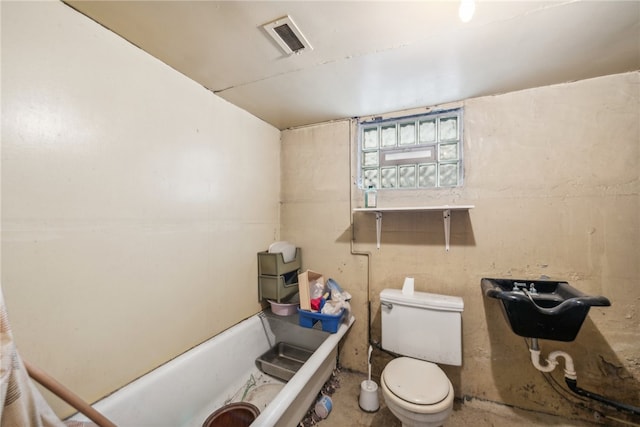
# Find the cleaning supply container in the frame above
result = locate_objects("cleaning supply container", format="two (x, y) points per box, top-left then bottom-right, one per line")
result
(257, 247), (302, 302)
(297, 308), (345, 333)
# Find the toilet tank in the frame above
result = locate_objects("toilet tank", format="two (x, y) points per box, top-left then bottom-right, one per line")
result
(380, 289), (464, 366)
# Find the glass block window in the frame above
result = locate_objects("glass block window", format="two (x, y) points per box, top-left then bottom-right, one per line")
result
(359, 109), (463, 189)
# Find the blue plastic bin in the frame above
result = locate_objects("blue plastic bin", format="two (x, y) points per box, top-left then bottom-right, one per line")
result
(297, 308), (345, 333)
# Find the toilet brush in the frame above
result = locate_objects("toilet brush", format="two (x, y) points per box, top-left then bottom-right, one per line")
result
(358, 345), (379, 412)
(367, 345), (373, 383)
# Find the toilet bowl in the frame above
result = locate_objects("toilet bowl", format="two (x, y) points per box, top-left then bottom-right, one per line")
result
(202, 402), (260, 427)
(381, 357), (454, 427)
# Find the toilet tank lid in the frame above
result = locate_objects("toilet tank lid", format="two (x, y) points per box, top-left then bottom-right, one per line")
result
(380, 289), (464, 312)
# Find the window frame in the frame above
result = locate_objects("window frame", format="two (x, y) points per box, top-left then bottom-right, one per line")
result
(358, 108), (464, 190)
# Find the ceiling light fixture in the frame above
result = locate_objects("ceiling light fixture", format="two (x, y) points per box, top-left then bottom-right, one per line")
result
(262, 15), (312, 55)
(459, 0), (476, 23)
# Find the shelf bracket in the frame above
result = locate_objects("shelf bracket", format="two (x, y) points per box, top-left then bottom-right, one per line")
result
(443, 209), (451, 252)
(375, 211), (382, 249)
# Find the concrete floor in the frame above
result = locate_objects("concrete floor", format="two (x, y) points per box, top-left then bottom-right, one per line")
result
(316, 369), (603, 427)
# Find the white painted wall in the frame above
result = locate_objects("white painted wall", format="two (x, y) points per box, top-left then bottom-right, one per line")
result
(1, 1), (280, 416)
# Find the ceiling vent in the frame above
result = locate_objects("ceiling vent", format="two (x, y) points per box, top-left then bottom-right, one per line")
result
(262, 15), (312, 55)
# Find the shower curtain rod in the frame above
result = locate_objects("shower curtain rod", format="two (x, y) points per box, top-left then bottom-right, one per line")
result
(24, 359), (117, 427)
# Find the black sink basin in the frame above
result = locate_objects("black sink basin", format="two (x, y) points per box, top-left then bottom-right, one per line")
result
(481, 278), (611, 341)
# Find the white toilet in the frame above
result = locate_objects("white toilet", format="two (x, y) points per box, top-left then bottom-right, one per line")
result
(379, 288), (464, 427)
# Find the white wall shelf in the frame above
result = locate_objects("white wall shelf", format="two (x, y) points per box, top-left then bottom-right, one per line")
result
(352, 205), (474, 251)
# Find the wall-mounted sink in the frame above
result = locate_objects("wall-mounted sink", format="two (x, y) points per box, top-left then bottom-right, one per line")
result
(481, 278), (611, 341)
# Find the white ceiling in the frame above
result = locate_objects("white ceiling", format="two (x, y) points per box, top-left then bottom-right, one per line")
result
(65, 1), (640, 130)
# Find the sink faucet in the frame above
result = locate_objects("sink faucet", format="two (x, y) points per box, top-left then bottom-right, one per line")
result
(513, 281), (527, 291)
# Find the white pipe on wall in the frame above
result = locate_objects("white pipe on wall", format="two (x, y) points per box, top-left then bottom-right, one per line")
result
(529, 348), (577, 380)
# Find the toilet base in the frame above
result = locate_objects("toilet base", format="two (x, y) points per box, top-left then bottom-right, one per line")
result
(383, 395), (451, 427)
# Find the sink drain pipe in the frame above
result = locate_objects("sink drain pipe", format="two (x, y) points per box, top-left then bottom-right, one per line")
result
(528, 338), (640, 416)
(528, 338), (576, 379)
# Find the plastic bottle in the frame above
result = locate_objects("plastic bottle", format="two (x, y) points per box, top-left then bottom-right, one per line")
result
(365, 185), (377, 208)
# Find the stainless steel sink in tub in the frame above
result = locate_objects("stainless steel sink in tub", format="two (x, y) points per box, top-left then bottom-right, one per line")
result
(481, 278), (610, 341)
(256, 342), (314, 382)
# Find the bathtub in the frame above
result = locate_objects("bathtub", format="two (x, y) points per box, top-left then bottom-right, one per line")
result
(68, 310), (354, 427)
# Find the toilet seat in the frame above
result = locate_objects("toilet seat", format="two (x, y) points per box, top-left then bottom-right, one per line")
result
(381, 357), (453, 414)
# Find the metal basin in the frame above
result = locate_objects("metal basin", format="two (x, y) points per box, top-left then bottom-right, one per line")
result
(481, 278), (610, 341)
(256, 342), (314, 381)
